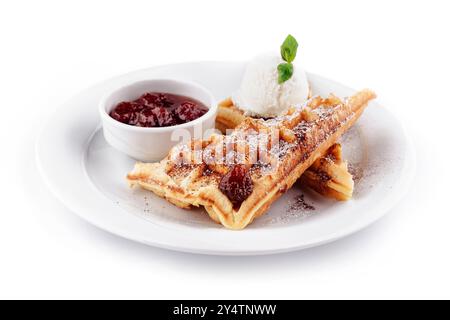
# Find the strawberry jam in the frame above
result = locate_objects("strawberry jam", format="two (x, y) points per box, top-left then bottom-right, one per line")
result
(219, 165), (254, 208)
(110, 92), (208, 127)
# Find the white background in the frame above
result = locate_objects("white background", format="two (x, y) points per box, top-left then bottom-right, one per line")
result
(1, 0), (449, 299)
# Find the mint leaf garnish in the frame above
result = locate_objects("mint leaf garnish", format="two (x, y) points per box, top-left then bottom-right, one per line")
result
(278, 35), (298, 84)
(280, 34), (298, 63)
(277, 62), (294, 84)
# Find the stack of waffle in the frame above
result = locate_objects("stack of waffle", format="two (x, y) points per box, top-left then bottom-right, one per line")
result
(127, 90), (375, 229)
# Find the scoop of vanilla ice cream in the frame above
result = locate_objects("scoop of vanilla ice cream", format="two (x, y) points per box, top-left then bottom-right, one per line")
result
(232, 53), (310, 118)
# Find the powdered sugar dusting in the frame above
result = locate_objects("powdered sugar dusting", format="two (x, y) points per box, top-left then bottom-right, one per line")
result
(262, 192), (317, 226)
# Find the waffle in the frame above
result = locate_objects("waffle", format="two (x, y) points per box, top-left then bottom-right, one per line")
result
(300, 143), (354, 201)
(127, 90), (376, 229)
(215, 97), (248, 133)
(216, 98), (354, 201)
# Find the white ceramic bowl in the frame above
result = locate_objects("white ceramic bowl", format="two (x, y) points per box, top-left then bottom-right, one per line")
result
(99, 79), (217, 161)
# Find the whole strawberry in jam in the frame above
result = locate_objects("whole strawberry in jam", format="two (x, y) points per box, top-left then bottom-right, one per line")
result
(135, 93), (159, 106)
(152, 107), (176, 127)
(136, 109), (157, 127)
(110, 101), (138, 124)
(219, 165), (254, 208)
(175, 101), (208, 123)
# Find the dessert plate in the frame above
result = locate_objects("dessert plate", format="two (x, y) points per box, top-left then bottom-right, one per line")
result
(36, 62), (415, 255)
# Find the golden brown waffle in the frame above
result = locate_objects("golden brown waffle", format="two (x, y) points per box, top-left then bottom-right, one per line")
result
(216, 97), (354, 200)
(215, 98), (247, 133)
(127, 90), (376, 229)
(300, 143), (354, 201)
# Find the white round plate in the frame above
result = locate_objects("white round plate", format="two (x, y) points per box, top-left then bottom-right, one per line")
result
(36, 62), (415, 255)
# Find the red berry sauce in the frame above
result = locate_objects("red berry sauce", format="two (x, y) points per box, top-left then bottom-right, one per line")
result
(110, 92), (208, 127)
(219, 165), (254, 208)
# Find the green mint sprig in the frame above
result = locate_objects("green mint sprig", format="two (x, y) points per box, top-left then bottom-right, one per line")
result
(278, 34), (298, 84)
